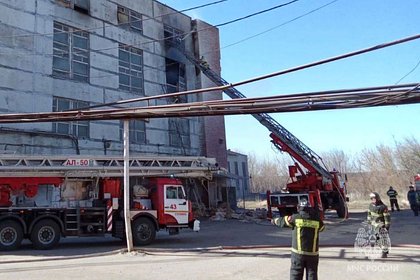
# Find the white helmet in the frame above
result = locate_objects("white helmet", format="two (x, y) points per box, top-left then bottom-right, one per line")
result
(298, 199), (310, 209)
(369, 192), (380, 200)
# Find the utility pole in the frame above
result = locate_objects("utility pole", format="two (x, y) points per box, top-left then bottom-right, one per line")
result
(123, 120), (134, 252)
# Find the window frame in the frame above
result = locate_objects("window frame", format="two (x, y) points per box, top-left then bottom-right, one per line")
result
(53, 22), (89, 82)
(169, 118), (190, 148)
(119, 119), (146, 144)
(164, 25), (183, 48)
(165, 186), (185, 200)
(52, 96), (90, 138)
(119, 44), (144, 94)
(117, 6), (143, 33)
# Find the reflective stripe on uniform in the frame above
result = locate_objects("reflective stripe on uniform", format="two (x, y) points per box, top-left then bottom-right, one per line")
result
(383, 212), (391, 226)
(313, 229), (318, 252)
(369, 212), (383, 217)
(295, 219), (320, 229)
(387, 190), (397, 198)
(297, 227), (301, 251)
(284, 216), (292, 227)
(291, 248), (319, 256)
(371, 221), (385, 227)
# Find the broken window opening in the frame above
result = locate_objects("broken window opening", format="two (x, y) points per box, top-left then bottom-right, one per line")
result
(52, 96), (89, 138)
(164, 58), (190, 150)
(164, 25), (184, 49)
(117, 6), (143, 33)
(57, 0), (90, 15)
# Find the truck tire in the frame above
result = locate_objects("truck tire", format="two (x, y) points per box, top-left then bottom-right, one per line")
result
(0, 220), (23, 251)
(336, 197), (347, 218)
(30, 219), (61, 250)
(132, 217), (156, 246)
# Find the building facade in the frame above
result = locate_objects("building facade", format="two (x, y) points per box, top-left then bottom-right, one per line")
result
(227, 150), (250, 206)
(0, 0), (227, 169)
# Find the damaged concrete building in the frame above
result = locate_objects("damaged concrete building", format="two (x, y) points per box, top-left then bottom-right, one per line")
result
(0, 0), (229, 209)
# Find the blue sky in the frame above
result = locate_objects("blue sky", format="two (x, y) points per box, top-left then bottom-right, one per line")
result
(161, 0), (420, 158)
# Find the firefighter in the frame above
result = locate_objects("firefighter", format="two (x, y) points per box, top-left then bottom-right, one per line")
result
(272, 199), (324, 280)
(199, 56), (210, 69)
(367, 192), (391, 258)
(386, 186), (400, 212)
(407, 185), (419, 216)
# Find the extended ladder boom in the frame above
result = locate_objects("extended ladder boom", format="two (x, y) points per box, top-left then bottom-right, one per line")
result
(0, 155), (218, 179)
(172, 42), (331, 179)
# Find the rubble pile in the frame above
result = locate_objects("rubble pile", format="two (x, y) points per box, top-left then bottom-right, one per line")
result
(192, 202), (207, 218)
(231, 208), (268, 222)
(208, 205), (268, 223)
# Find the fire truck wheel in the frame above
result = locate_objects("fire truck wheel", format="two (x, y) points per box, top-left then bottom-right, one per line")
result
(30, 219), (61, 250)
(0, 220), (23, 251)
(132, 217), (156, 246)
(337, 197), (346, 218)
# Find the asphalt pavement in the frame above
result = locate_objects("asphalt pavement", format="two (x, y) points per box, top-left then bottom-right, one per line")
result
(0, 209), (419, 279)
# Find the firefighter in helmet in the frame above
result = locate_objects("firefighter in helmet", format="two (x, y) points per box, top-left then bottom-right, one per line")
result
(386, 186), (400, 212)
(367, 192), (391, 258)
(272, 199), (324, 280)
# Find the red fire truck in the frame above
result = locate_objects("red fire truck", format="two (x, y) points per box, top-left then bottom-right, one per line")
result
(0, 155), (216, 250)
(169, 43), (349, 219)
(415, 174), (420, 191)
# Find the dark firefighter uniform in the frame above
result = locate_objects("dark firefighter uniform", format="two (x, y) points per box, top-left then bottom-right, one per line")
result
(407, 186), (419, 216)
(386, 187), (400, 212)
(273, 205), (324, 280)
(367, 192), (391, 257)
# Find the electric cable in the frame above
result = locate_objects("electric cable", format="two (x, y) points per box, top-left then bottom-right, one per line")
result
(214, 0), (299, 27)
(0, 83), (418, 123)
(0, 0), (334, 88)
(214, 0), (338, 52)
(77, 33), (420, 110)
(0, 0), (300, 57)
(0, 0), (228, 39)
(395, 57), (420, 85)
(69, 0), (335, 82)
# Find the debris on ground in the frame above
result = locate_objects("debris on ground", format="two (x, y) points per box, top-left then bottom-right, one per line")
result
(208, 205), (268, 223)
(192, 202), (207, 218)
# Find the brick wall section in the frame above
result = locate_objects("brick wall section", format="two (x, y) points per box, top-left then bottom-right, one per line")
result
(193, 20), (228, 168)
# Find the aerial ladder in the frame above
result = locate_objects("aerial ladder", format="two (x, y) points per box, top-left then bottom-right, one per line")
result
(0, 155), (218, 179)
(167, 39), (348, 218)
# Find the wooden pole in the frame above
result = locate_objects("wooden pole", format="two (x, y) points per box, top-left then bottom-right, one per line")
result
(123, 120), (134, 252)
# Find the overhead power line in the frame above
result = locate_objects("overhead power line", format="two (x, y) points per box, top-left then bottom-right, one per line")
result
(0, 0), (299, 57)
(76, 0), (337, 82)
(81, 33), (420, 110)
(215, 0), (299, 27)
(0, 83), (418, 123)
(87, 0), (337, 82)
(217, 0), (339, 51)
(0, 0), (309, 86)
(0, 0), (228, 39)
(395, 58), (420, 85)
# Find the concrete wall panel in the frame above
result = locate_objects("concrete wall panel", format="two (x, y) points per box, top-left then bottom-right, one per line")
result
(0, 3), (35, 31)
